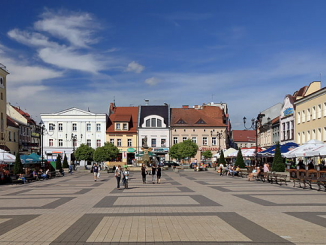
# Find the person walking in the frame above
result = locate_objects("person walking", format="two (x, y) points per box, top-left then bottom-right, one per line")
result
(115, 165), (122, 189)
(122, 167), (130, 189)
(92, 163), (99, 181)
(141, 164), (147, 184)
(152, 164), (157, 184)
(157, 165), (162, 184)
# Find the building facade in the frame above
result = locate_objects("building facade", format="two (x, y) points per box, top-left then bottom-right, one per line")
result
(40, 108), (107, 165)
(232, 130), (256, 149)
(295, 86), (326, 144)
(138, 104), (170, 163)
(280, 95), (295, 144)
(106, 103), (138, 164)
(0, 64), (8, 152)
(170, 105), (227, 162)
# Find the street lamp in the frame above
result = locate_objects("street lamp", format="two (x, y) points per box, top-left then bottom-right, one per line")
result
(210, 130), (224, 151)
(243, 113), (265, 166)
(39, 121), (45, 166)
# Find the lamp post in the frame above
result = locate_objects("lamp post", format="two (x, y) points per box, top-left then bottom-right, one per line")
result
(243, 113), (265, 166)
(211, 130), (224, 169)
(39, 122), (45, 167)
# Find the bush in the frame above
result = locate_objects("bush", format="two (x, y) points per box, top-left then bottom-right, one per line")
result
(234, 148), (245, 168)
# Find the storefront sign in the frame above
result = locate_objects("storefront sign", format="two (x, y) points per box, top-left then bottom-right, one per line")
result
(199, 147), (219, 151)
(283, 108), (293, 117)
(127, 148), (135, 153)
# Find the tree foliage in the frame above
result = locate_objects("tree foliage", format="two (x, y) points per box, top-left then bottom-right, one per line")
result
(93, 143), (119, 163)
(234, 148), (245, 168)
(272, 142), (285, 172)
(218, 150), (226, 165)
(13, 152), (23, 175)
(202, 150), (212, 160)
(56, 154), (62, 170)
(62, 154), (69, 168)
(74, 144), (95, 162)
(169, 139), (198, 161)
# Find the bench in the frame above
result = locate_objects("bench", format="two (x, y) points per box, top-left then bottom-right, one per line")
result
(10, 175), (24, 184)
(238, 169), (249, 178)
(317, 171), (326, 191)
(25, 175), (39, 182)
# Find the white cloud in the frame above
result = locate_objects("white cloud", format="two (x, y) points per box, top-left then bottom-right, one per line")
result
(144, 77), (160, 86)
(38, 47), (104, 73)
(126, 61), (145, 73)
(34, 10), (99, 48)
(8, 29), (59, 48)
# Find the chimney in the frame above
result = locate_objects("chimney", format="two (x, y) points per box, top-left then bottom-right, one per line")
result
(144, 99), (149, 105)
(109, 102), (115, 115)
(182, 105), (189, 109)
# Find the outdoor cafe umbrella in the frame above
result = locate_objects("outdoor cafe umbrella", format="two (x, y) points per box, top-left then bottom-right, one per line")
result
(283, 139), (324, 158)
(259, 142), (299, 156)
(20, 155), (36, 164)
(0, 149), (16, 163)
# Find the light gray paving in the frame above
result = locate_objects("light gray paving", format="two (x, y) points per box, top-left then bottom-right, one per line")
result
(0, 169), (325, 244)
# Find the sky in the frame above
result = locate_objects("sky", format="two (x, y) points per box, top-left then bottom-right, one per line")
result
(1, 0), (326, 129)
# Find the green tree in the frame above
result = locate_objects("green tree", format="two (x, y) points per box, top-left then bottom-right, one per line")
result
(202, 150), (212, 161)
(272, 142), (285, 172)
(169, 140), (198, 162)
(13, 152), (23, 175)
(218, 150), (226, 166)
(74, 144), (95, 164)
(234, 148), (245, 168)
(56, 154), (62, 170)
(103, 142), (120, 161)
(62, 154), (69, 168)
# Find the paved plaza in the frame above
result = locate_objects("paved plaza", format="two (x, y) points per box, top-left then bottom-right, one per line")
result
(0, 169), (326, 245)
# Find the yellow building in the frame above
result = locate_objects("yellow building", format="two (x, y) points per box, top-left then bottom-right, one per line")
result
(295, 81), (326, 144)
(106, 103), (138, 164)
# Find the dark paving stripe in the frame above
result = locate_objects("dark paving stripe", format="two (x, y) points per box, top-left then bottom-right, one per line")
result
(177, 187), (194, 192)
(0, 197), (75, 209)
(94, 195), (220, 208)
(286, 212), (326, 228)
(0, 215), (40, 236)
(51, 212), (293, 244)
(235, 194), (326, 206)
(195, 181), (210, 185)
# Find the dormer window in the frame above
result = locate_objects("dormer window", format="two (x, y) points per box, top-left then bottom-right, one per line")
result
(116, 123), (121, 130)
(176, 119), (186, 124)
(143, 115), (166, 128)
(196, 119), (206, 124)
(123, 123), (128, 130)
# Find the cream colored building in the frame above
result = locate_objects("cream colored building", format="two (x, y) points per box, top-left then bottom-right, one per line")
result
(0, 64), (9, 153)
(295, 82), (326, 144)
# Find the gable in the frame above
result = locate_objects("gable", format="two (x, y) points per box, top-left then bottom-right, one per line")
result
(176, 118), (187, 124)
(55, 107), (96, 116)
(195, 118), (206, 124)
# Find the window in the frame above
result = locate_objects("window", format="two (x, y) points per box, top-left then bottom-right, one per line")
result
(324, 103), (326, 117)
(203, 137), (208, 146)
(87, 123), (91, 131)
(151, 138), (156, 147)
(117, 139), (121, 147)
(0, 77), (2, 85)
(9, 131), (11, 141)
(297, 112), (301, 124)
(146, 119), (150, 127)
(312, 106), (316, 120)
(192, 137), (197, 143)
(14, 132), (16, 142)
(128, 139), (132, 147)
(302, 111), (305, 123)
(97, 140), (101, 147)
(286, 122), (290, 140)
(318, 128), (322, 141)
(307, 109), (311, 121)
(324, 127), (326, 141)
(302, 131), (305, 143)
(49, 123), (55, 131)
(183, 137), (188, 141)
(173, 137), (178, 144)
(49, 139), (53, 146)
(123, 123), (128, 130)
(96, 123), (101, 131)
(212, 137), (217, 146)
(307, 130), (311, 141)
(87, 139), (91, 147)
(110, 139), (114, 145)
(59, 139), (63, 147)
(72, 123), (77, 131)
(58, 123), (63, 131)
(312, 129), (316, 140)
(151, 118), (156, 127)
(157, 119), (162, 127)
(161, 139), (166, 147)
(116, 123), (121, 130)
(291, 120), (294, 139)
(297, 133), (301, 144)
(318, 104), (322, 118)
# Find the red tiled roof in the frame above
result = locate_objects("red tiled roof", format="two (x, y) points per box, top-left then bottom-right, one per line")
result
(271, 116), (279, 124)
(232, 130), (256, 143)
(170, 106), (226, 127)
(106, 107), (138, 133)
(7, 116), (19, 128)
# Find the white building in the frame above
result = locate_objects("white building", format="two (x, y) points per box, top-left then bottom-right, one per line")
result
(40, 108), (107, 166)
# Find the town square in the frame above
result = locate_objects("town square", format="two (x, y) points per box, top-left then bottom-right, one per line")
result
(2, 0), (326, 244)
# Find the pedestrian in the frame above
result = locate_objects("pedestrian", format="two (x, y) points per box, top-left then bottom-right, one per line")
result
(141, 163), (146, 184)
(92, 163), (99, 181)
(115, 165), (122, 189)
(152, 164), (156, 184)
(157, 164), (162, 184)
(122, 167), (130, 189)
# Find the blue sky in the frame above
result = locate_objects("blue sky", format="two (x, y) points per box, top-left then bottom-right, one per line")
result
(1, 0), (326, 129)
